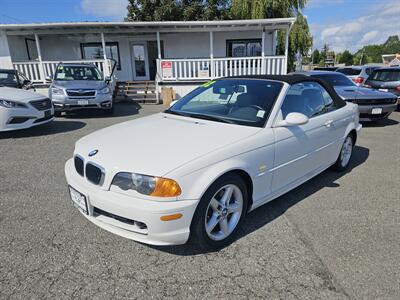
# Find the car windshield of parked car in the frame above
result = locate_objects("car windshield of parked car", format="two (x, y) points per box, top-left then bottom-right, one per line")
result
(166, 79), (283, 127)
(54, 65), (103, 81)
(337, 68), (361, 76)
(313, 74), (355, 87)
(369, 70), (400, 82)
(0, 72), (17, 85)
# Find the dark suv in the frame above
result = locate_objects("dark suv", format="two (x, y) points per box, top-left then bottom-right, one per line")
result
(365, 67), (400, 109)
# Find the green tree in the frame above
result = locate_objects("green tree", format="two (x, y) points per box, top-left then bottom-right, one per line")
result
(230, 0), (307, 19)
(312, 49), (320, 64)
(339, 50), (353, 66)
(125, 0), (230, 21)
(276, 13), (312, 71)
(230, 0), (311, 72)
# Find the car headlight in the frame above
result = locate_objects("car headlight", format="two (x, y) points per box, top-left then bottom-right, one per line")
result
(0, 99), (27, 108)
(111, 172), (182, 197)
(99, 87), (110, 94)
(51, 87), (64, 95)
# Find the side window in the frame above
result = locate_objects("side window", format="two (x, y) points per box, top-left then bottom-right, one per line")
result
(281, 82), (335, 119)
(321, 88), (336, 113)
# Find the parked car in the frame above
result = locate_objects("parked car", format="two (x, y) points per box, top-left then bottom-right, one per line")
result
(336, 65), (380, 86)
(48, 63), (114, 117)
(364, 67), (400, 108)
(0, 69), (35, 90)
(65, 75), (361, 249)
(313, 67), (338, 71)
(294, 71), (398, 121)
(0, 86), (54, 132)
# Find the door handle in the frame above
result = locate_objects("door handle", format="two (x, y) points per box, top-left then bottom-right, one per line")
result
(324, 120), (334, 128)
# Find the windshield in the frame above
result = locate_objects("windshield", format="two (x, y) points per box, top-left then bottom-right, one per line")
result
(369, 70), (400, 82)
(54, 65), (103, 81)
(0, 72), (17, 85)
(337, 68), (361, 76)
(313, 74), (355, 87)
(166, 79), (283, 127)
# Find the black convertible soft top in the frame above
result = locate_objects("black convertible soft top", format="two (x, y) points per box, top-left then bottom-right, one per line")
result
(224, 74), (347, 108)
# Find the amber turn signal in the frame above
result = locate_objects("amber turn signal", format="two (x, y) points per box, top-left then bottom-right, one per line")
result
(160, 213), (183, 221)
(150, 177), (182, 197)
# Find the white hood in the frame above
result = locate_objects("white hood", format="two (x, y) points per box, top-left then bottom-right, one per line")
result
(0, 86), (46, 103)
(75, 113), (261, 176)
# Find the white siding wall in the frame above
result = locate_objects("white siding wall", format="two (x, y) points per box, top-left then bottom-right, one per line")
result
(163, 30), (274, 59)
(0, 32), (13, 69)
(6, 30), (274, 81)
(6, 35), (28, 62)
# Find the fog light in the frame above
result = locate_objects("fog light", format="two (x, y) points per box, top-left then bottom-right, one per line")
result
(160, 213), (182, 221)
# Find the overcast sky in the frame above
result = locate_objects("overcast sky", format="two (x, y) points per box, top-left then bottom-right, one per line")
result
(0, 0), (399, 53)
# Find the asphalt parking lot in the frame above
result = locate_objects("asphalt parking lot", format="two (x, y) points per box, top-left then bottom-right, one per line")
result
(0, 104), (399, 299)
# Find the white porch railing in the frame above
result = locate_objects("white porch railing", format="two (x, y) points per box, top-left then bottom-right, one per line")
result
(157, 56), (286, 82)
(13, 59), (113, 83)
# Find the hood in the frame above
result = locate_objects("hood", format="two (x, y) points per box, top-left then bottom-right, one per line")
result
(75, 113), (261, 176)
(334, 86), (397, 100)
(53, 80), (107, 90)
(0, 86), (46, 103)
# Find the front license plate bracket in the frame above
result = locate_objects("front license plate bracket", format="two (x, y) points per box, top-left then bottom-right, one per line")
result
(68, 186), (88, 215)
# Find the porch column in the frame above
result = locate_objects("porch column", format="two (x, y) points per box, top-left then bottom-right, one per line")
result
(272, 30), (277, 55)
(156, 31), (162, 59)
(284, 27), (290, 75)
(156, 31), (161, 104)
(209, 31), (214, 79)
(34, 33), (46, 83)
(261, 29), (266, 74)
(100, 32), (109, 77)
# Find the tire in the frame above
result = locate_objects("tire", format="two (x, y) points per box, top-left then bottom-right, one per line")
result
(189, 173), (248, 251)
(332, 134), (354, 171)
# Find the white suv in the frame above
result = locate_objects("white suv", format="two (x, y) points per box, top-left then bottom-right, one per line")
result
(336, 65), (380, 86)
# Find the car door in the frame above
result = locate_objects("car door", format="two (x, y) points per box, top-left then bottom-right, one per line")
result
(271, 81), (342, 193)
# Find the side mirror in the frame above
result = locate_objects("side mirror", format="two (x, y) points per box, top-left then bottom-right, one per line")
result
(169, 100), (178, 107)
(45, 76), (52, 82)
(277, 112), (309, 127)
(104, 76), (111, 83)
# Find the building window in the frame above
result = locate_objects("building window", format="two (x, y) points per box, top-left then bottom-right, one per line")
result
(226, 39), (262, 57)
(80, 42), (121, 70)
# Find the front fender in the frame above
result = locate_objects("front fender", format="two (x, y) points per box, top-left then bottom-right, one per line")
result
(344, 103), (362, 140)
(176, 158), (254, 201)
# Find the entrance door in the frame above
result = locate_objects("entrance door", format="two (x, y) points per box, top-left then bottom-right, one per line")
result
(131, 43), (149, 80)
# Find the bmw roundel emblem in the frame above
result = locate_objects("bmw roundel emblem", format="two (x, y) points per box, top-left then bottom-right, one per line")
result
(88, 150), (98, 157)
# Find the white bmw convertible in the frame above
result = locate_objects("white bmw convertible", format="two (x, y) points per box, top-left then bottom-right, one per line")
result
(0, 86), (54, 132)
(65, 75), (361, 249)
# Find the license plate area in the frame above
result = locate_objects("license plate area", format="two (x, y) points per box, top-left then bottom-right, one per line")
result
(78, 100), (89, 105)
(371, 108), (382, 114)
(69, 185), (88, 215)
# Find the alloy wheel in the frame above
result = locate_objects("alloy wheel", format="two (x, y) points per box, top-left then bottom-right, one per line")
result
(204, 184), (243, 241)
(340, 136), (353, 167)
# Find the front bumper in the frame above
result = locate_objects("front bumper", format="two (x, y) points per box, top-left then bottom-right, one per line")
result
(52, 93), (112, 112)
(0, 106), (54, 132)
(64, 159), (198, 246)
(357, 103), (397, 121)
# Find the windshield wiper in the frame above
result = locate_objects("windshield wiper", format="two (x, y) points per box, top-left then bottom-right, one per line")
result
(186, 113), (235, 124)
(163, 110), (188, 117)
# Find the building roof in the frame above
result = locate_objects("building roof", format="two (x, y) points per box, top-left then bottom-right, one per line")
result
(0, 18), (295, 35)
